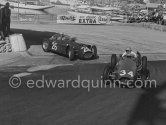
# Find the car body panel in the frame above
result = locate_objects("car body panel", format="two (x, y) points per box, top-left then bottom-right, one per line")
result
(116, 57), (137, 79)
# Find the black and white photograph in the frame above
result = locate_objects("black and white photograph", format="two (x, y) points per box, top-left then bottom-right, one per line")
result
(0, 0), (166, 125)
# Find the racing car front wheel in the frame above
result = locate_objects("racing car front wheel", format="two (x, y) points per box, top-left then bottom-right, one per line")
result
(92, 45), (97, 59)
(111, 54), (117, 69)
(42, 39), (50, 52)
(142, 56), (147, 71)
(103, 64), (113, 85)
(141, 69), (152, 89)
(67, 46), (75, 61)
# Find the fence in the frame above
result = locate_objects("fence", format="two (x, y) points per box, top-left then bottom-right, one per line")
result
(11, 13), (57, 24)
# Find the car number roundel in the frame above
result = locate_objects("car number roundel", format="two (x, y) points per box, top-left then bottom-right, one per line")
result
(52, 43), (57, 51)
(81, 47), (91, 52)
(120, 70), (134, 77)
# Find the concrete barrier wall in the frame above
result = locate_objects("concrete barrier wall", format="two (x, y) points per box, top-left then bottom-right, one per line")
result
(11, 13), (166, 32)
(9, 34), (27, 52)
(11, 13), (57, 24)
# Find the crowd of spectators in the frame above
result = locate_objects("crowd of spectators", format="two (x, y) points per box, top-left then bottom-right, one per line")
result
(126, 6), (166, 25)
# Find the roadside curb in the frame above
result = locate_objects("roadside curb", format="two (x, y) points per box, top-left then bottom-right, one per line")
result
(115, 22), (166, 32)
(0, 51), (32, 66)
(0, 52), (22, 66)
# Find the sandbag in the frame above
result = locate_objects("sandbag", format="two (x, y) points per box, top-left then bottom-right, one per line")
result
(0, 42), (12, 53)
(9, 34), (27, 52)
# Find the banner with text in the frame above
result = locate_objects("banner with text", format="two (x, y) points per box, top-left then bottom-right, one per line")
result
(57, 14), (110, 24)
(19, 14), (36, 22)
(57, 15), (77, 24)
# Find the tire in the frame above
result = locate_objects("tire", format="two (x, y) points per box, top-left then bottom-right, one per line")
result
(103, 64), (113, 85)
(142, 56), (147, 71)
(137, 51), (141, 58)
(111, 54), (117, 69)
(119, 54), (122, 61)
(142, 69), (150, 80)
(67, 46), (75, 61)
(92, 45), (97, 59)
(136, 51), (141, 67)
(141, 69), (152, 89)
(42, 39), (50, 52)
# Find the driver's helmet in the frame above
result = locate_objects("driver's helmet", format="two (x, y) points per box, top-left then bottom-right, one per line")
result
(57, 36), (62, 41)
(70, 37), (76, 42)
(125, 47), (132, 54)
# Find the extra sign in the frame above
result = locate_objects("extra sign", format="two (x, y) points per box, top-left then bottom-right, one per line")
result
(57, 14), (110, 25)
(78, 15), (97, 24)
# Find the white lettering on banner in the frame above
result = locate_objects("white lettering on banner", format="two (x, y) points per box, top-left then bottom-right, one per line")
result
(57, 14), (110, 24)
(19, 17), (33, 22)
(98, 16), (108, 24)
(19, 14), (35, 22)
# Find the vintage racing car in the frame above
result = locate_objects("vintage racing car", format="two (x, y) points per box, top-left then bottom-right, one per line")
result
(103, 52), (150, 88)
(42, 33), (97, 61)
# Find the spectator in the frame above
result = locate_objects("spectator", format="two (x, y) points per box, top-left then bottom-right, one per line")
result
(0, 4), (5, 40)
(2, 2), (11, 37)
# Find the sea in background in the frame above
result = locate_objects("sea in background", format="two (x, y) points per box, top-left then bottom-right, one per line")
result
(11, 5), (70, 15)
(11, 5), (70, 23)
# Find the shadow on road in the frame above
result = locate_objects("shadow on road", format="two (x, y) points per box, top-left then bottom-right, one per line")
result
(11, 29), (55, 49)
(128, 81), (166, 125)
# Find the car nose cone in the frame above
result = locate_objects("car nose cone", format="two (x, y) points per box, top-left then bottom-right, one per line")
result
(84, 52), (93, 59)
(119, 77), (133, 85)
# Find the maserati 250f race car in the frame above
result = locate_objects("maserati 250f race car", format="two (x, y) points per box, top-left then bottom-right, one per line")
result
(42, 33), (97, 61)
(103, 52), (150, 88)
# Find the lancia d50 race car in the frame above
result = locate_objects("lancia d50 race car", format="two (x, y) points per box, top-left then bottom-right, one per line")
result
(103, 52), (150, 88)
(42, 33), (97, 61)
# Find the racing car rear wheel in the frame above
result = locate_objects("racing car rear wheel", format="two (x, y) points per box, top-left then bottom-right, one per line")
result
(142, 56), (147, 71)
(67, 46), (75, 61)
(111, 54), (117, 69)
(141, 69), (152, 88)
(42, 39), (50, 52)
(92, 45), (97, 59)
(103, 64), (113, 85)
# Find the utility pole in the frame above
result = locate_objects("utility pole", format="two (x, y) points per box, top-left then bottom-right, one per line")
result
(18, 0), (20, 22)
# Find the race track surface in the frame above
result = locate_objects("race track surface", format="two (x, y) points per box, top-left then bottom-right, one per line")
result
(11, 23), (166, 55)
(0, 24), (166, 125)
(1, 60), (166, 125)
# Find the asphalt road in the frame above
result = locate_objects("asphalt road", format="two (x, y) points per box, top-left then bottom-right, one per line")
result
(11, 23), (166, 55)
(0, 24), (166, 125)
(0, 60), (166, 125)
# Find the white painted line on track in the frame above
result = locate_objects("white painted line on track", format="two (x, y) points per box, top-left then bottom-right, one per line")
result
(27, 64), (73, 72)
(11, 64), (73, 79)
(13, 72), (32, 78)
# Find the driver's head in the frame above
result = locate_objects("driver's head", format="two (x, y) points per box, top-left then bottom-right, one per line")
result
(125, 47), (132, 54)
(57, 36), (61, 40)
(5, 2), (10, 8)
